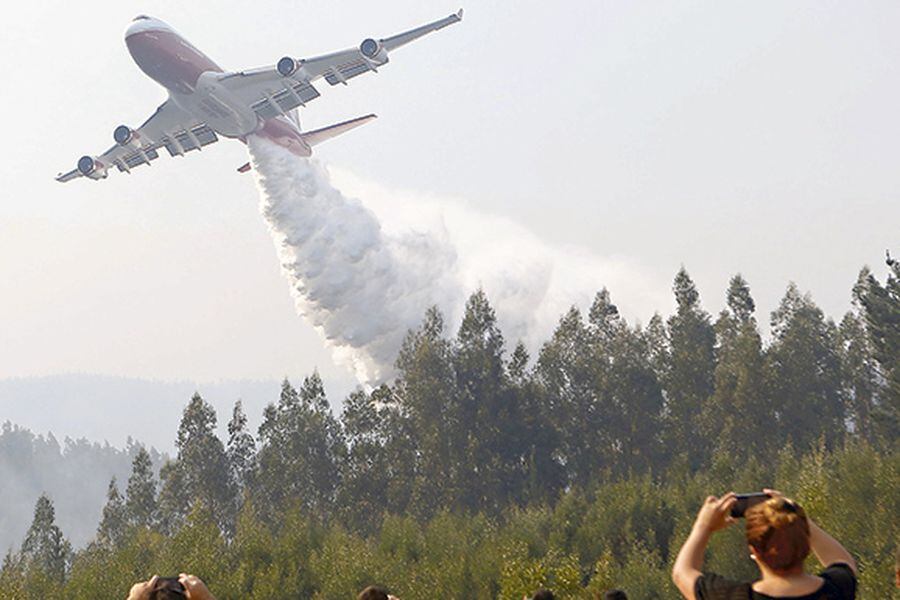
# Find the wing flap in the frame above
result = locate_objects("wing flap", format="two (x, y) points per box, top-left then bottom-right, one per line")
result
(323, 59), (373, 86)
(112, 124), (219, 171)
(249, 80), (321, 120)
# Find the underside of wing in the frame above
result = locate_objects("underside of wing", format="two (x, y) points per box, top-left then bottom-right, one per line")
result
(56, 99), (219, 182)
(219, 9), (463, 123)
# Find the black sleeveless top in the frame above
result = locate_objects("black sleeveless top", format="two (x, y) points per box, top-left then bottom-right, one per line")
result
(695, 563), (856, 600)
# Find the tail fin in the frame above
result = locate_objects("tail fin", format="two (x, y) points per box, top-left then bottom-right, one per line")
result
(300, 114), (377, 147)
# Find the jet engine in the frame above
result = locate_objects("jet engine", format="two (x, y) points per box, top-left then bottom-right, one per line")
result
(277, 56), (300, 77)
(359, 38), (388, 64)
(113, 125), (136, 146)
(77, 156), (108, 179)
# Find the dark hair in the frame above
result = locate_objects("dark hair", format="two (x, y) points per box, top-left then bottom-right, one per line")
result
(357, 585), (389, 600)
(148, 578), (187, 600)
(532, 590), (555, 600)
(745, 496), (810, 572)
(602, 590), (628, 600)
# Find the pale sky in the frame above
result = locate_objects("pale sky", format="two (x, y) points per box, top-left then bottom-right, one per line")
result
(1, 1), (898, 397)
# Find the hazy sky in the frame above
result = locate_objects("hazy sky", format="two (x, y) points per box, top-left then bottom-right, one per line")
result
(1, 1), (898, 396)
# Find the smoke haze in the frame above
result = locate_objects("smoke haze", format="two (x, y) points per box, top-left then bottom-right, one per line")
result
(250, 137), (663, 384)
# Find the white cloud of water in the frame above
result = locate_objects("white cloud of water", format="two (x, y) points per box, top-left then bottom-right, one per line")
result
(250, 136), (666, 384)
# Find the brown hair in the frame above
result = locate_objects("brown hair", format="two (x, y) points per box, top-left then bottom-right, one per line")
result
(357, 586), (389, 600)
(745, 496), (810, 572)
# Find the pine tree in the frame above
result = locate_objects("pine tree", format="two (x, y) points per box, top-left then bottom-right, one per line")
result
(508, 341), (530, 383)
(298, 372), (345, 506)
(453, 289), (526, 512)
(605, 323), (665, 473)
(536, 306), (602, 487)
(159, 393), (234, 533)
(20, 494), (71, 583)
(663, 268), (716, 468)
(585, 288), (629, 469)
(339, 386), (397, 531)
(394, 306), (461, 515)
(96, 477), (127, 547)
(707, 275), (770, 461)
(125, 447), (158, 529)
(506, 340), (566, 503)
(856, 261), (900, 446)
(838, 309), (879, 442)
(227, 400), (257, 495)
(768, 283), (845, 450)
(255, 376), (345, 518)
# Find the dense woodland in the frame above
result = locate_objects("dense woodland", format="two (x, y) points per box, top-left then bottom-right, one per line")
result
(1, 264), (897, 599)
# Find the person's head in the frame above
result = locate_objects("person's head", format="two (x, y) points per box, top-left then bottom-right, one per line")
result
(602, 590), (628, 600)
(529, 590), (555, 600)
(745, 496), (810, 573)
(357, 585), (389, 600)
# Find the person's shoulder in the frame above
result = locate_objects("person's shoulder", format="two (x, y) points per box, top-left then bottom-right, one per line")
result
(695, 572), (752, 600)
(819, 563), (856, 598)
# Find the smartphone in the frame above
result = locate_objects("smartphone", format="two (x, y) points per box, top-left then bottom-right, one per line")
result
(730, 492), (770, 518)
(151, 577), (186, 597)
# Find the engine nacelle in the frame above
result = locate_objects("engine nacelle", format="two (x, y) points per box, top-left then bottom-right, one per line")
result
(359, 38), (388, 65)
(77, 155), (108, 179)
(277, 56), (300, 77)
(113, 125), (136, 146)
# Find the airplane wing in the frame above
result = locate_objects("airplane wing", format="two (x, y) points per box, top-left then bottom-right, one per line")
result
(217, 9), (463, 122)
(56, 99), (219, 182)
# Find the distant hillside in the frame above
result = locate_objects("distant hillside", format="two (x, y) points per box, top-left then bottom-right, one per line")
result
(0, 375), (300, 451)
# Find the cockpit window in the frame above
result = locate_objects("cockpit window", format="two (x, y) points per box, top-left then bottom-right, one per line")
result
(133, 15), (150, 21)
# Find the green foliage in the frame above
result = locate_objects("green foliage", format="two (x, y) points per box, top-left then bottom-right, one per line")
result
(663, 268), (716, 469)
(769, 283), (846, 451)
(255, 376), (345, 521)
(125, 447), (158, 529)
(159, 394), (234, 533)
(3, 266), (897, 599)
(19, 495), (71, 584)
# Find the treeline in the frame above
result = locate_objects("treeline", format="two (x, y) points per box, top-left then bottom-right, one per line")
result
(1, 264), (897, 599)
(0, 424), (161, 553)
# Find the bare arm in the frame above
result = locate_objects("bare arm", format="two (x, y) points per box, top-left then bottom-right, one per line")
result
(808, 520), (857, 575)
(673, 523), (711, 600)
(672, 494), (736, 600)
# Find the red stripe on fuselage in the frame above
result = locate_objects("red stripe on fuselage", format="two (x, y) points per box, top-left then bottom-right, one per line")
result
(126, 29), (221, 94)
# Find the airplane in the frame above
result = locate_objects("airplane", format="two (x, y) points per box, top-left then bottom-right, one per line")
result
(56, 10), (463, 183)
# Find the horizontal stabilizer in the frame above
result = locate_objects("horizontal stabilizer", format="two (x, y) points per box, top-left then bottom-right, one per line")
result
(300, 114), (377, 147)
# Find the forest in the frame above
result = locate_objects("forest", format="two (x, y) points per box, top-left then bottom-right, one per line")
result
(1, 264), (897, 599)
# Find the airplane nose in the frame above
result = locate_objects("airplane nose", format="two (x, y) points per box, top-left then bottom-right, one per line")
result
(125, 15), (169, 39)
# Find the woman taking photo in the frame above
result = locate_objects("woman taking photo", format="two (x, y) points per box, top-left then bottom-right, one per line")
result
(672, 489), (857, 599)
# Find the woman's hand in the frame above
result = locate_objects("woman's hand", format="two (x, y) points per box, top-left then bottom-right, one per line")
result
(693, 493), (737, 534)
(126, 576), (158, 600)
(762, 487), (783, 499)
(179, 574), (217, 600)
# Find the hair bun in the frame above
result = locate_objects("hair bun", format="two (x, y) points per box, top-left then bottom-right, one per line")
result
(764, 498), (801, 528)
